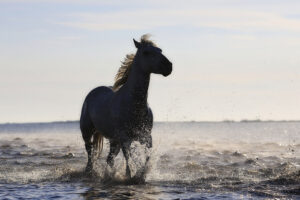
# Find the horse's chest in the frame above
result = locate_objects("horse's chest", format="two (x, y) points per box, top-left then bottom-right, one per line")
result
(113, 111), (147, 132)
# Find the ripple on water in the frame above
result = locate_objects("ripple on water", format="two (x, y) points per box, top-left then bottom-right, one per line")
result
(1, 122), (300, 199)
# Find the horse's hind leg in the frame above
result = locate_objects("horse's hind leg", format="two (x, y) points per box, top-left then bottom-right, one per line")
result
(82, 129), (94, 173)
(80, 113), (94, 173)
(107, 140), (121, 168)
(84, 137), (93, 173)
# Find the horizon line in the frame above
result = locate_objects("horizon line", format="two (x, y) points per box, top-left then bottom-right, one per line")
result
(1, 119), (300, 125)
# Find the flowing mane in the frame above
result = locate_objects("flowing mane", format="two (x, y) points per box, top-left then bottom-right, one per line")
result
(112, 34), (157, 91)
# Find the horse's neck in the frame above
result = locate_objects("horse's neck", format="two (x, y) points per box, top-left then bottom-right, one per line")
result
(124, 60), (150, 107)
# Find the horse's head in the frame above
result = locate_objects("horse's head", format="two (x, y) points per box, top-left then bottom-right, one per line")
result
(134, 38), (172, 77)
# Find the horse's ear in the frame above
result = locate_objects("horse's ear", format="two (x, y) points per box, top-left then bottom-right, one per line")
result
(133, 39), (141, 49)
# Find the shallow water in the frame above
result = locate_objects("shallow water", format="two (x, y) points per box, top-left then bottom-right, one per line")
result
(0, 122), (299, 199)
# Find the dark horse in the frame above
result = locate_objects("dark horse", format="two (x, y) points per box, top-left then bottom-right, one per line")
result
(80, 35), (172, 177)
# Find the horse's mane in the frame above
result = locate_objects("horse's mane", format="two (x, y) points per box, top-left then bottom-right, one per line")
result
(112, 34), (157, 91)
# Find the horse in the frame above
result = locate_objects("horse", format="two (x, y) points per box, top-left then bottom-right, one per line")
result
(80, 35), (172, 178)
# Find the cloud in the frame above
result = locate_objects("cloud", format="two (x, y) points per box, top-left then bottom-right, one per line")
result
(0, 0), (112, 3)
(55, 9), (300, 33)
(56, 36), (81, 41)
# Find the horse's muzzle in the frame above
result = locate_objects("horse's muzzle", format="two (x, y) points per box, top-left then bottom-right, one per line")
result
(162, 62), (173, 77)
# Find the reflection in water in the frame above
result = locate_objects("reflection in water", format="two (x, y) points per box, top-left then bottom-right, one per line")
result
(81, 184), (159, 200)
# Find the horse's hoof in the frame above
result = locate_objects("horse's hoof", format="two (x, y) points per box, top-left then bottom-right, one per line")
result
(145, 156), (150, 163)
(125, 168), (131, 179)
(85, 165), (93, 174)
(131, 176), (146, 184)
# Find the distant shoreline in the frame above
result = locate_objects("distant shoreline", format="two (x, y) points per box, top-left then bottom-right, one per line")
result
(1, 119), (300, 125)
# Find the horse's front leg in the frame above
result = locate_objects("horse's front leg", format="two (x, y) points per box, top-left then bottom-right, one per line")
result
(145, 135), (152, 163)
(107, 140), (121, 168)
(121, 141), (132, 178)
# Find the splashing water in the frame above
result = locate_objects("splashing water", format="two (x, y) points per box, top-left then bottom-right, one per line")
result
(0, 122), (299, 199)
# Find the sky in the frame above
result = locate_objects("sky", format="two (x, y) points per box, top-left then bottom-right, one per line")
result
(0, 0), (300, 123)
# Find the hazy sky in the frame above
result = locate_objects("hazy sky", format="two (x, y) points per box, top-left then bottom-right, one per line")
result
(1, 0), (300, 122)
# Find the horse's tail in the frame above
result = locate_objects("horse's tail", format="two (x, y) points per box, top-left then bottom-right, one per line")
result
(92, 130), (104, 159)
